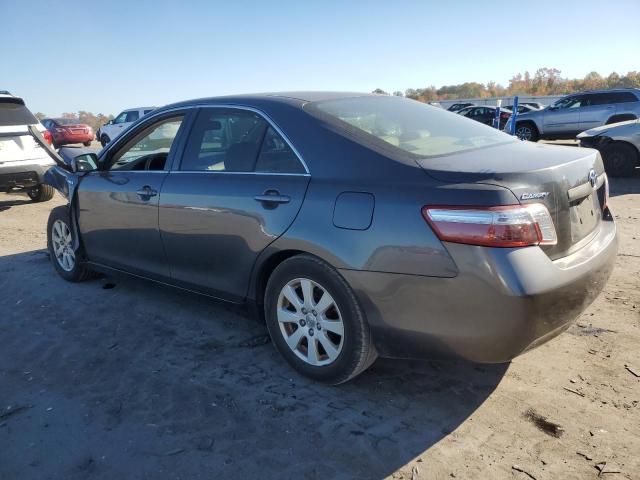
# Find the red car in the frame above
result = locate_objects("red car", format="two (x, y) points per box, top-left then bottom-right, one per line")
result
(41, 118), (94, 148)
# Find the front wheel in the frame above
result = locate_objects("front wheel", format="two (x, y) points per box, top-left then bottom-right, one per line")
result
(515, 122), (540, 142)
(27, 184), (55, 202)
(47, 206), (94, 282)
(264, 255), (377, 384)
(100, 134), (110, 147)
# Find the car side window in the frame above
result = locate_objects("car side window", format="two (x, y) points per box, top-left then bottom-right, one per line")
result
(125, 111), (140, 123)
(554, 96), (585, 109)
(611, 92), (638, 103)
(180, 109), (268, 172)
(255, 127), (305, 174)
(587, 94), (613, 106)
(107, 116), (184, 171)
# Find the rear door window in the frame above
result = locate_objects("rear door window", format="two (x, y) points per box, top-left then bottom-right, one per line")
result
(255, 127), (305, 174)
(180, 109), (268, 172)
(125, 111), (140, 123)
(0, 99), (39, 126)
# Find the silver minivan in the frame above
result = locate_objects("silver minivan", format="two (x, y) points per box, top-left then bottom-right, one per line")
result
(508, 89), (640, 141)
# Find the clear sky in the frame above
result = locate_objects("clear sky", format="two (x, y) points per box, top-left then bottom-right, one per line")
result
(3, 0), (639, 116)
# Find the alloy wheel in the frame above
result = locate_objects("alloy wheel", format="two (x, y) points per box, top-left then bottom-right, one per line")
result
(277, 278), (345, 366)
(51, 219), (75, 272)
(516, 125), (532, 141)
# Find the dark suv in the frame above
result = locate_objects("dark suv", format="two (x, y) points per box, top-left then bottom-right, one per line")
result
(508, 89), (640, 141)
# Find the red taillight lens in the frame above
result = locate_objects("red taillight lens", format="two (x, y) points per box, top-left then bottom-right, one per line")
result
(42, 130), (53, 145)
(422, 204), (557, 247)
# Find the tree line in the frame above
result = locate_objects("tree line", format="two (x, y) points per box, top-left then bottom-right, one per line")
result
(374, 68), (640, 102)
(34, 111), (114, 133)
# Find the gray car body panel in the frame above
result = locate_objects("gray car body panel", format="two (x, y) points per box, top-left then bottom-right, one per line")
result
(39, 92), (617, 363)
(577, 119), (640, 151)
(510, 89), (640, 139)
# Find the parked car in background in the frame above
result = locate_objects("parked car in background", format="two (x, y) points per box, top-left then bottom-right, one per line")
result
(578, 119), (640, 177)
(520, 102), (545, 110)
(42, 118), (93, 148)
(0, 91), (56, 202)
(35, 92), (616, 384)
(97, 107), (155, 146)
(503, 104), (541, 114)
(447, 102), (475, 112)
(457, 105), (512, 129)
(507, 89), (640, 142)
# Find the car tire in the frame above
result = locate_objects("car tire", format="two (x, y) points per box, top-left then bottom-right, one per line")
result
(515, 121), (539, 142)
(601, 142), (638, 177)
(47, 206), (94, 282)
(100, 134), (110, 147)
(26, 184), (55, 202)
(83, 141), (91, 147)
(264, 254), (377, 384)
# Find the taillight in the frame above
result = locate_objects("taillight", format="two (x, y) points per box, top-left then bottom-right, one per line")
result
(422, 204), (557, 247)
(42, 130), (53, 145)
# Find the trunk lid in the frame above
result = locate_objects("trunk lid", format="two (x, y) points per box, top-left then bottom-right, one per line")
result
(417, 141), (607, 259)
(0, 125), (49, 163)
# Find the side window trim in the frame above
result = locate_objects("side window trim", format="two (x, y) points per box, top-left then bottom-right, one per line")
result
(99, 109), (195, 172)
(174, 105), (309, 175)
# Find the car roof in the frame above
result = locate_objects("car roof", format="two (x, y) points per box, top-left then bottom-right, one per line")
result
(121, 106), (156, 111)
(161, 91), (376, 111)
(575, 88), (640, 95)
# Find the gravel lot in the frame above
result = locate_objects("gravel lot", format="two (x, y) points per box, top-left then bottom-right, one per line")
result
(0, 173), (638, 480)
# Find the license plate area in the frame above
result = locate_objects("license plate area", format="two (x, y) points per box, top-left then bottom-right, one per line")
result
(570, 194), (599, 242)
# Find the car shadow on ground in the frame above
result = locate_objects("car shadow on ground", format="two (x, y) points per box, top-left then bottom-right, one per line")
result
(0, 250), (508, 480)
(608, 171), (640, 197)
(0, 196), (31, 212)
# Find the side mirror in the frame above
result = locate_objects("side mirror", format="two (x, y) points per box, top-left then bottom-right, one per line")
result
(106, 119), (113, 125)
(71, 153), (99, 172)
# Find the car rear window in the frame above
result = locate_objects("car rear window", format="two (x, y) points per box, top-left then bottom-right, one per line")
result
(306, 96), (514, 158)
(0, 99), (39, 127)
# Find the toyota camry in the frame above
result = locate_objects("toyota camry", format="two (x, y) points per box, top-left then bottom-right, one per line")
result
(33, 92), (617, 384)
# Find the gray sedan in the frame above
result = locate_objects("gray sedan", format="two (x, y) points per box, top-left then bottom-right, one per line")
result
(34, 92), (617, 384)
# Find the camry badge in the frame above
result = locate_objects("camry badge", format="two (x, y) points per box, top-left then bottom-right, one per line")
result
(520, 192), (550, 200)
(588, 168), (597, 188)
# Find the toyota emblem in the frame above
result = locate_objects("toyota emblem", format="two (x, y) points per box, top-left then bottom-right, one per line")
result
(588, 169), (597, 188)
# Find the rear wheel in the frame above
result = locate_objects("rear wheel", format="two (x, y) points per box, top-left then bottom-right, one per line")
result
(100, 134), (110, 147)
(47, 206), (94, 282)
(264, 255), (377, 384)
(515, 122), (539, 142)
(26, 184), (55, 202)
(601, 142), (638, 177)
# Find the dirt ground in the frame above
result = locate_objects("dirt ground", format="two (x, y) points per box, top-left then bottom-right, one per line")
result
(0, 174), (638, 480)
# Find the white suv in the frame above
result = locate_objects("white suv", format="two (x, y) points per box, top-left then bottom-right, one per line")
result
(0, 91), (56, 202)
(97, 107), (155, 146)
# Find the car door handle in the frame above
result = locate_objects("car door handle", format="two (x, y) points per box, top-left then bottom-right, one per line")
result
(136, 186), (157, 198)
(254, 190), (290, 205)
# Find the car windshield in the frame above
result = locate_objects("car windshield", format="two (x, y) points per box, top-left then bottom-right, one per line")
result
(0, 99), (39, 127)
(307, 96), (514, 158)
(55, 118), (80, 125)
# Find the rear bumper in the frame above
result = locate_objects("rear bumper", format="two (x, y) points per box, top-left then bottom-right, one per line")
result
(53, 133), (93, 145)
(341, 218), (617, 363)
(0, 161), (52, 191)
